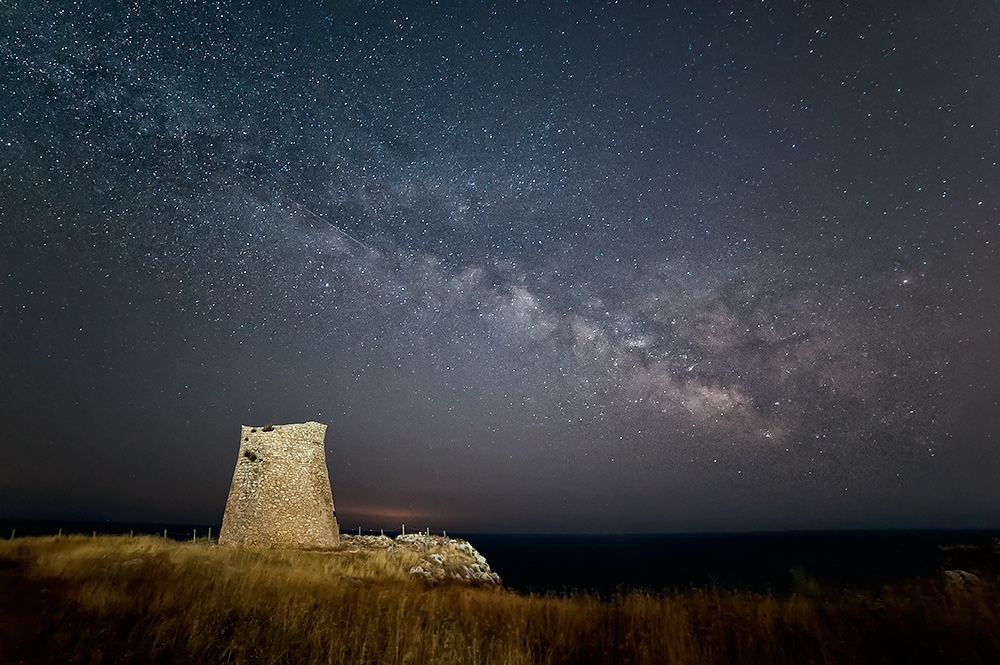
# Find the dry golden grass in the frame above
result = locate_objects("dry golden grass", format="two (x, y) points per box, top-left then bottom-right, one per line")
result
(2, 534), (999, 664)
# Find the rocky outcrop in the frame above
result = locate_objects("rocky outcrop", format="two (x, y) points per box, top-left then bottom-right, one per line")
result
(339, 533), (502, 586)
(940, 539), (999, 593)
(219, 422), (340, 549)
(943, 569), (982, 593)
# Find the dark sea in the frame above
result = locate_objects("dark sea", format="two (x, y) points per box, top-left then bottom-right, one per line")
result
(458, 531), (1000, 596)
(4, 521), (996, 596)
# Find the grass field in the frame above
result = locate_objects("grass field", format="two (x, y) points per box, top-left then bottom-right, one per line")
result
(1, 534), (998, 664)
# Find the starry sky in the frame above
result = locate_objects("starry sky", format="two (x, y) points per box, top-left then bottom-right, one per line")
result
(2, 0), (998, 533)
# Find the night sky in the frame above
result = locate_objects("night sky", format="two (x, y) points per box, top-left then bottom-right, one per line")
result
(2, 0), (998, 534)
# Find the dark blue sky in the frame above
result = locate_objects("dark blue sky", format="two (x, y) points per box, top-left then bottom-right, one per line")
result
(2, 0), (998, 532)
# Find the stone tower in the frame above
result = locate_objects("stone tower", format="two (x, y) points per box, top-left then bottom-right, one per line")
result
(219, 421), (340, 549)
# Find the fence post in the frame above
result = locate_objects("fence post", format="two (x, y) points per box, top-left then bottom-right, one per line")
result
(130, 530), (134, 538)
(402, 523), (405, 536)
(10, 529), (14, 540)
(164, 529), (168, 539)
(208, 527), (212, 542)
(381, 528), (384, 536)
(93, 531), (97, 539)
(358, 526), (362, 536)
(193, 529), (197, 543)
(58, 528), (62, 537)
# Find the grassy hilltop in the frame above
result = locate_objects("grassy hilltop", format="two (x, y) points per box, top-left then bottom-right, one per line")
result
(1, 533), (999, 664)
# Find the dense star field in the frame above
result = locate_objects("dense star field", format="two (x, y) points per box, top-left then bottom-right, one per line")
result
(2, 0), (998, 532)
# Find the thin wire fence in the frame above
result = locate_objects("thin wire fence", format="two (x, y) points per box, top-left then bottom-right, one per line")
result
(4, 524), (220, 543)
(5, 524), (453, 542)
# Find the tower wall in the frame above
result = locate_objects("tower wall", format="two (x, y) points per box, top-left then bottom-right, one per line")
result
(219, 421), (340, 549)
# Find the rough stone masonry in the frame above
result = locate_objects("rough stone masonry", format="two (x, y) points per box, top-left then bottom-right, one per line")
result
(219, 422), (340, 549)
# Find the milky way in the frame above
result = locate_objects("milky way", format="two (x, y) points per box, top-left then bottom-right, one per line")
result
(2, 0), (998, 532)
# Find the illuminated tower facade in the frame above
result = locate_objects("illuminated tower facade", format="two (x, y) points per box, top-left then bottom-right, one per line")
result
(219, 421), (340, 549)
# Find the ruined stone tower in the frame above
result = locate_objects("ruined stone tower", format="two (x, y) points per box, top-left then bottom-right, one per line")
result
(219, 421), (340, 549)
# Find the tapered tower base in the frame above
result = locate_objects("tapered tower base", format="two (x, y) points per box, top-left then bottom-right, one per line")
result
(219, 422), (340, 549)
